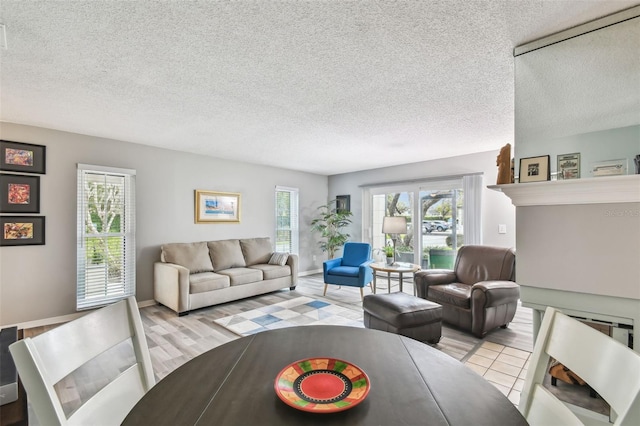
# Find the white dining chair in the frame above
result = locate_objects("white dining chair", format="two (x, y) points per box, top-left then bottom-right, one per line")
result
(9, 297), (155, 425)
(519, 306), (640, 426)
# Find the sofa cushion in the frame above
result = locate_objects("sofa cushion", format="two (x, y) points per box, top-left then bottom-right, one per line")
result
(240, 237), (273, 266)
(249, 264), (291, 280)
(189, 272), (230, 294)
(268, 252), (289, 266)
(208, 240), (246, 271)
(216, 268), (263, 285)
(162, 242), (214, 274)
(327, 265), (359, 277)
(428, 283), (471, 309)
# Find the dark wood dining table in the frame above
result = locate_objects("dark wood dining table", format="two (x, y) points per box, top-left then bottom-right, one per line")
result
(123, 325), (527, 425)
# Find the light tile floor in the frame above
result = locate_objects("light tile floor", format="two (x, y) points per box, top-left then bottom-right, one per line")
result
(464, 341), (531, 407)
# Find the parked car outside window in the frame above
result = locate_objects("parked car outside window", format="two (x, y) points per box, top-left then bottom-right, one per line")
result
(422, 221), (434, 234)
(427, 220), (450, 232)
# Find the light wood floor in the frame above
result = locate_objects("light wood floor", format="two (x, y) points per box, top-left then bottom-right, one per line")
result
(25, 273), (535, 419)
(140, 273), (533, 381)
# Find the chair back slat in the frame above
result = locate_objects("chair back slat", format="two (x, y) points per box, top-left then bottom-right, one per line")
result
(67, 365), (147, 425)
(527, 385), (583, 426)
(520, 307), (640, 426)
(546, 312), (640, 422)
(9, 297), (155, 426)
(28, 300), (133, 384)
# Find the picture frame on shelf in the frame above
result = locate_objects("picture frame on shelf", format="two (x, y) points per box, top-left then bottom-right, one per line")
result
(591, 159), (627, 177)
(336, 195), (351, 213)
(0, 174), (40, 213)
(518, 155), (550, 183)
(557, 153), (580, 180)
(0, 140), (46, 174)
(195, 190), (241, 223)
(0, 216), (46, 246)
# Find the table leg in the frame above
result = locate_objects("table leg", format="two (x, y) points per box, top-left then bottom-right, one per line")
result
(399, 272), (404, 293)
(372, 274), (377, 294)
(387, 272), (391, 293)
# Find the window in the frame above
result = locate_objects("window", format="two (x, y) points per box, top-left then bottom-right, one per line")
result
(275, 186), (299, 254)
(364, 174), (482, 268)
(77, 164), (136, 310)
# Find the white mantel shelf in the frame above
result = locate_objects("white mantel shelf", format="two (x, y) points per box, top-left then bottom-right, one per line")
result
(488, 174), (640, 206)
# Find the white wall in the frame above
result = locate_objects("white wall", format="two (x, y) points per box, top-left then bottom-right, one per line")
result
(517, 202), (640, 299)
(0, 123), (328, 326)
(327, 150), (516, 249)
(513, 11), (640, 299)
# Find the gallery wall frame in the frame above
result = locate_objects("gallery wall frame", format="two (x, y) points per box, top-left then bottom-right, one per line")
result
(1, 215), (46, 246)
(195, 190), (241, 223)
(1, 174), (40, 213)
(0, 140), (46, 174)
(336, 195), (351, 213)
(557, 153), (580, 180)
(519, 155), (550, 183)
(591, 158), (627, 177)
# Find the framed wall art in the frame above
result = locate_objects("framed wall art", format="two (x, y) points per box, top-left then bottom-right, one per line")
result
(519, 155), (550, 183)
(336, 195), (351, 213)
(0, 140), (46, 174)
(557, 153), (580, 180)
(591, 159), (627, 177)
(195, 190), (241, 223)
(1, 216), (46, 246)
(1, 174), (40, 213)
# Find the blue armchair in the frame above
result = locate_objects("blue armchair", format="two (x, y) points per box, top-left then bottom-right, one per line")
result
(323, 242), (374, 300)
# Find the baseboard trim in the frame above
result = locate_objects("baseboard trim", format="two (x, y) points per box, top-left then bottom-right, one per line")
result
(300, 269), (322, 276)
(4, 299), (157, 330)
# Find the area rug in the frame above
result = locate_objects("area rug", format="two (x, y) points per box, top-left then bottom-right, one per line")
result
(214, 296), (364, 336)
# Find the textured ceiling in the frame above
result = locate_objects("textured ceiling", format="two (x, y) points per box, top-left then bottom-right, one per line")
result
(1, 1), (638, 175)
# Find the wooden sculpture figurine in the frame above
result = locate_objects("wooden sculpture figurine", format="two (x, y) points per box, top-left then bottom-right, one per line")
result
(496, 143), (512, 184)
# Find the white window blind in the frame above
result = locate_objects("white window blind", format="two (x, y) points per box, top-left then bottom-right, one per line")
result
(275, 186), (299, 254)
(77, 164), (136, 310)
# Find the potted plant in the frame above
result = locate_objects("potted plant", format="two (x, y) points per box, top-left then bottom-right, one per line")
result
(383, 245), (394, 265)
(427, 246), (456, 269)
(422, 247), (430, 269)
(311, 199), (353, 259)
(394, 244), (414, 263)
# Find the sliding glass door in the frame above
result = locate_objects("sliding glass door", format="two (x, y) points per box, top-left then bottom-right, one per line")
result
(364, 175), (481, 269)
(371, 191), (415, 263)
(419, 180), (463, 270)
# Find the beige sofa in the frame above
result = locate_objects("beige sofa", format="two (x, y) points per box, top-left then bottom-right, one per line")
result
(154, 237), (298, 315)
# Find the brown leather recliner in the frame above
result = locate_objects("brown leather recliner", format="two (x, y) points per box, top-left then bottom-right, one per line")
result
(414, 245), (519, 338)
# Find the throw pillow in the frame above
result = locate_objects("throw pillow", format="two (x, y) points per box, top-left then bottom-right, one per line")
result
(207, 240), (246, 271)
(162, 242), (214, 273)
(268, 252), (289, 266)
(240, 237), (273, 265)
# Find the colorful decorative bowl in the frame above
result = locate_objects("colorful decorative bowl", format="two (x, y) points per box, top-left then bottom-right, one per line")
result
(274, 357), (371, 413)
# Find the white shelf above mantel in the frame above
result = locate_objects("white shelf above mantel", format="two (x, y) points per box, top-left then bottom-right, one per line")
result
(488, 174), (640, 206)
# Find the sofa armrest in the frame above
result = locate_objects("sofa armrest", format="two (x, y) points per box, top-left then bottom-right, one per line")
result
(286, 254), (299, 286)
(471, 280), (520, 307)
(323, 257), (342, 273)
(471, 280), (520, 337)
(414, 269), (457, 299)
(154, 262), (190, 314)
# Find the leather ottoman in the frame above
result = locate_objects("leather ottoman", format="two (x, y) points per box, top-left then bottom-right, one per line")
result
(363, 292), (442, 344)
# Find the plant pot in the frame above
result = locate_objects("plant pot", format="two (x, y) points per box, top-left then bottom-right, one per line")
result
(386, 256), (394, 265)
(429, 249), (456, 269)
